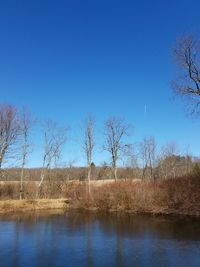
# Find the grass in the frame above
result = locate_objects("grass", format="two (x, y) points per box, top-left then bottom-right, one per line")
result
(0, 199), (68, 214)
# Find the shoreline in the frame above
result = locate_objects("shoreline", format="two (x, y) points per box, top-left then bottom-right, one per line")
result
(0, 199), (69, 214)
(1, 174), (200, 218)
(0, 199), (200, 218)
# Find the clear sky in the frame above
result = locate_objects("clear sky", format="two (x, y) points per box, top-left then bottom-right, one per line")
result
(1, 0), (200, 166)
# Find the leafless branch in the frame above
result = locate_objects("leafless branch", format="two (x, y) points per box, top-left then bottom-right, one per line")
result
(172, 34), (200, 115)
(103, 116), (132, 181)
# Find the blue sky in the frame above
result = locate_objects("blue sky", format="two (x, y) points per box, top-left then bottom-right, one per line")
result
(1, 0), (200, 166)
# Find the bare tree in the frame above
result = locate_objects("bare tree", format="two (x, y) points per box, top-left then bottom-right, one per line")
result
(172, 34), (200, 115)
(158, 141), (179, 179)
(19, 108), (32, 200)
(38, 120), (67, 196)
(0, 105), (21, 171)
(103, 116), (131, 181)
(83, 115), (95, 196)
(140, 136), (156, 180)
(123, 144), (140, 179)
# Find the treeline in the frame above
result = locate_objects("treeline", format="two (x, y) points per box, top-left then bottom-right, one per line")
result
(0, 104), (200, 199)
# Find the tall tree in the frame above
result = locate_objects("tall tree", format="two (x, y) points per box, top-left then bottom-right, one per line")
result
(0, 105), (20, 171)
(19, 108), (32, 200)
(140, 136), (156, 180)
(103, 116), (131, 181)
(83, 115), (95, 196)
(38, 120), (67, 196)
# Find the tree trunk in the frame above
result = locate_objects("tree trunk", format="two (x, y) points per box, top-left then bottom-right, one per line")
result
(0, 160), (2, 179)
(114, 167), (118, 182)
(87, 165), (91, 197)
(37, 168), (45, 198)
(20, 166), (24, 200)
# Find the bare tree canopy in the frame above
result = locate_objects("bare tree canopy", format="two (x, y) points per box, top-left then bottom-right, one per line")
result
(0, 104), (21, 169)
(82, 114), (95, 196)
(83, 115), (95, 167)
(103, 116), (132, 181)
(158, 142), (181, 179)
(140, 136), (156, 180)
(38, 120), (68, 194)
(172, 34), (200, 115)
(19, 107), (32, 199)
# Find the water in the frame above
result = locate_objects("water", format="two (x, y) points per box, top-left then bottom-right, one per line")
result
(0, 211), (200, 267)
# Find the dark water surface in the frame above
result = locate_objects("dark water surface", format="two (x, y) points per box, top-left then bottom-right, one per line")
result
(0, 210), (200, 267)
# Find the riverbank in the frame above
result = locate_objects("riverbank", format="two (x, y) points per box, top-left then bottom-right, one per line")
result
(69, 174), (200, 217)
(0, 199), (68, 214)
(0, 197), (199, 217)
(0, 174), (200, 217)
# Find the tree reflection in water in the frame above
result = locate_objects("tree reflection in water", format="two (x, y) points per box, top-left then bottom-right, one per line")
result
(0, 211), (200, 267)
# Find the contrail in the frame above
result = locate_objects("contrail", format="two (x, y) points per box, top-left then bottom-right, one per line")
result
(144, 104), (147, 119)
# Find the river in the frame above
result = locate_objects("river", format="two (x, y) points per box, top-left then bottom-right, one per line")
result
(0, 211), (200, 267)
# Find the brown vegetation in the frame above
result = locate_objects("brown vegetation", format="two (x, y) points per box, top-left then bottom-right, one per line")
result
(0, 199), (67, 214)
(0, 174), (200, 216)
(67, 174), (200, 217)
